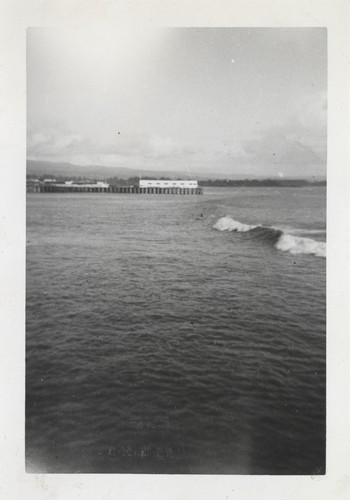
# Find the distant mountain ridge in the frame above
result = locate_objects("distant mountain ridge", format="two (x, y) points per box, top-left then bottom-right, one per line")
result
(27, 160), (201, 180)
(27, 159), (326, 182)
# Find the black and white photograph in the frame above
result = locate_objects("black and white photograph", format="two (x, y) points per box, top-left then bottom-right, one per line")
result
(1, 0), (350, 498)
(25, 27), (328, 475)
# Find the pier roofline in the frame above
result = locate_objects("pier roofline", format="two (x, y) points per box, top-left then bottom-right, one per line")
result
(27, 178), (203, 195)
(139, 179), (198, 189)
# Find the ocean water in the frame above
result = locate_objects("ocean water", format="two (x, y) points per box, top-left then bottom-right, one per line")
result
(26, 187), (326, 474)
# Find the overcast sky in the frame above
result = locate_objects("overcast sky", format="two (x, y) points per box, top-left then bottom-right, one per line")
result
(27, 28), (326, 178)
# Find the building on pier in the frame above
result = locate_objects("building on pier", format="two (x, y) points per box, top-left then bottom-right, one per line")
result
(27, 178), (203, 194)
(37, 180), (110, 192)
(63, 180), (110, 189)
(139, 180), (198, 189)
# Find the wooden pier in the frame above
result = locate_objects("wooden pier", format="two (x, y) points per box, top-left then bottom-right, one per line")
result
(28, 183), (203, 195)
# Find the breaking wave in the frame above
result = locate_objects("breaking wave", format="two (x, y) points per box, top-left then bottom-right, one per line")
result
(213, 216), (326, 258)
(212, 217), (257, 233)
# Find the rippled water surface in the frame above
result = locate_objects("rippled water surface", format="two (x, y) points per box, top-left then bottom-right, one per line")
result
(26, 187), (326, 473)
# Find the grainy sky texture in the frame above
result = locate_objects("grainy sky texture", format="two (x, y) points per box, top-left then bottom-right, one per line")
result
(27, 28), (327, 177)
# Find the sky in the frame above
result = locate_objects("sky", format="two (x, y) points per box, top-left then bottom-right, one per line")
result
(27, 27), (327, 178)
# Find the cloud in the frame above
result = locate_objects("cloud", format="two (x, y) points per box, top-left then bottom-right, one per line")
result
(299, 90), (327, 130)
(27, 88), (326, 177)
(27, 126), (91, 158)
(244, 127), (322, 164)
(27, 123), (202, 169)
(241, 92), (326, 175)
(148, 135), (179, 158)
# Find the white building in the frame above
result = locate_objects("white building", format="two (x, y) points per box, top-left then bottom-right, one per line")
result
(64, 180), (109, 188)
(139, 179), (198, 189)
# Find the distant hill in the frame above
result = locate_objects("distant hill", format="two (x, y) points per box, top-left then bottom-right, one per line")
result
(26, 159), (265, 181)
(27, 159), (326, 184)
(26, 160), (197, 180)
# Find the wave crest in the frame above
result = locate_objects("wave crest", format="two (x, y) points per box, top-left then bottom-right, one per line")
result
(212, 216), (257, 233)
(213, 216), (326, 258)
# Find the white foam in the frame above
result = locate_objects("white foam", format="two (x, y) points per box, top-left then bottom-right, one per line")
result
(213, 216), (257, 233)
(275, 234), (326, 258)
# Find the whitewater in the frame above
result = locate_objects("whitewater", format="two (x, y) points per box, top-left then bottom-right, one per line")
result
(213, 216), (326, 258)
